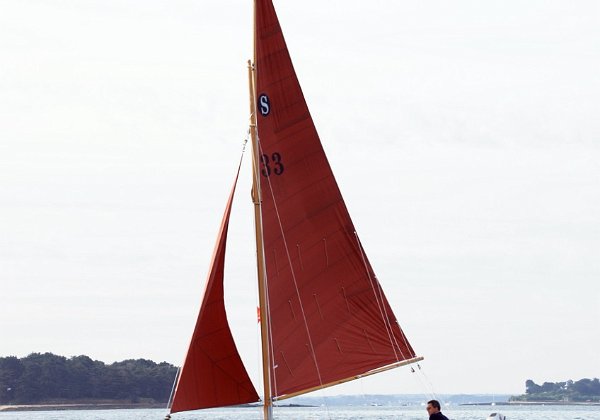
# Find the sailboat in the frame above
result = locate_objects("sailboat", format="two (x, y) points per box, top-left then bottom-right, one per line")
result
(167, 1), (423, 418)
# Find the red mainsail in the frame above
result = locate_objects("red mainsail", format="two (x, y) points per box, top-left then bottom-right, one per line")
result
(254, 0), (417, 398)
(170, 169), (260, 413)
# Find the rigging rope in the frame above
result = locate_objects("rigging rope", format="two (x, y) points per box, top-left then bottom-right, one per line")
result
(416, 363), (438, 400)
(164, 367), (180, 415)
(353, 232), (406, 363)
(353, 233), (439, 404)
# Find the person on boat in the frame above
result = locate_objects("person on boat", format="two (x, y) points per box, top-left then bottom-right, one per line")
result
(426, 399), (449, 420)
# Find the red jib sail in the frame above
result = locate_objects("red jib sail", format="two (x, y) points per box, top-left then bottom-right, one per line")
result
(170, 169), (260, 413)
(254, 0), (418, 399)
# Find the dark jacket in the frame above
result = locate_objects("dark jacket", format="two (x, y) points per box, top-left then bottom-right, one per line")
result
(430, 412), (449, 420)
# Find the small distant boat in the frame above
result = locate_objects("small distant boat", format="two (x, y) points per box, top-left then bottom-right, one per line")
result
(487, 413), (506, 420)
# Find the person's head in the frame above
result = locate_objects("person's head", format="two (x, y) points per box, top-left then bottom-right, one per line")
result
(426, 400), (441, 414)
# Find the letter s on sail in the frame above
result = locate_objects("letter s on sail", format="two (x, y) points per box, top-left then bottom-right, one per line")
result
(258, 94), (270, 116)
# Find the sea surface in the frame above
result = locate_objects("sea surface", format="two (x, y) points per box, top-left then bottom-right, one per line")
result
(0, 405), (598, 420)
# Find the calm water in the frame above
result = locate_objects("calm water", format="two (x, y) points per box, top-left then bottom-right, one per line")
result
(0, 406), (598, 420)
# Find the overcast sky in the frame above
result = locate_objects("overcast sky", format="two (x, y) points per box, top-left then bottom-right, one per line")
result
(1, 0), (599, 398)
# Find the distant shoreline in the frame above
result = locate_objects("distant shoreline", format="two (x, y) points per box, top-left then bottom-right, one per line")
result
(461, 401), (600, 406)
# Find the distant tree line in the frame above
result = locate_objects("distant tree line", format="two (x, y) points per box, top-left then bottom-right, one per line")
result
(511, 378), (600, 402)
(0, 353), (178, 404)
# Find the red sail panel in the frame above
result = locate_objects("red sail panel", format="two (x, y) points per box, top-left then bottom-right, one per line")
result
(170, 171), (260, 413)
(255, 0), (417, 398)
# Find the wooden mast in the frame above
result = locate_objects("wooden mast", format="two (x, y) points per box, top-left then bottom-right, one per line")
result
(248, 1), (273, 416)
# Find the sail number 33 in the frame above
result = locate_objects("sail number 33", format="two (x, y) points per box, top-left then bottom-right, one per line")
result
(257, 94), (284, 177)
(260, 153), (284, 177)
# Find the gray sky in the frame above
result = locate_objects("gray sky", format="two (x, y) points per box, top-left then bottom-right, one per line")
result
(1, 0), (599, 397)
